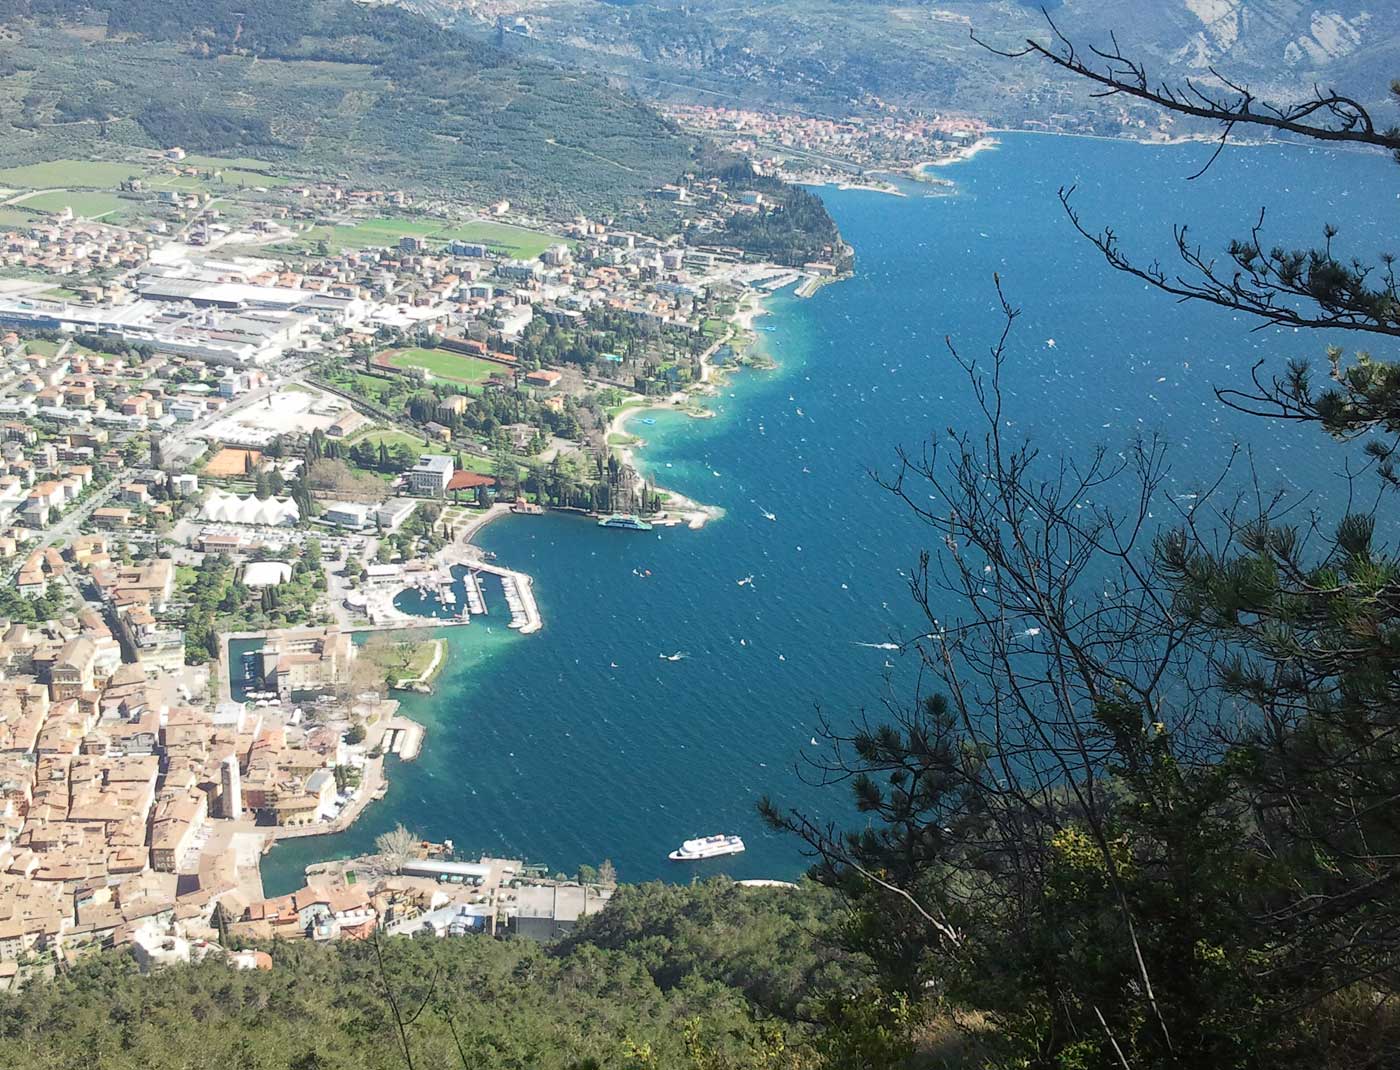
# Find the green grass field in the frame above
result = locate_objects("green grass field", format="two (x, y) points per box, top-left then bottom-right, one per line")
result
(456, 453), (496, 475)
(606, 396), (650, 419)
(292, 216), (568, 258)
(218, 169), (292, 188)
(181, 155), (277, 171)
(345, 428), (430, 453)
(450, 221), (566, 259)
(17, 190), (131, 220)
(296, 217), (444, 253)
(0, 207), (37, 229)
(0, 159), (142, 188)
(335, 372), (403, 403)
(383, 347), (502, 385)
(144, 173), (207, 191)
(23, 339), (62, 357)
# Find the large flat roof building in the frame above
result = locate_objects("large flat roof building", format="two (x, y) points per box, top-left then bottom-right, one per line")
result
(405, 454), (454, 498)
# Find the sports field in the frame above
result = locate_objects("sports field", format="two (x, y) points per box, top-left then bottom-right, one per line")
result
(449, 221), (565, 259)
(295, 216), (569, 258)
(0, 160), (141, 188)
(380, 347), (503, 384)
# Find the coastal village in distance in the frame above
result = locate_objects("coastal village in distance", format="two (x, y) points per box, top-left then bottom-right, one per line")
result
(0, 106), (985, 982)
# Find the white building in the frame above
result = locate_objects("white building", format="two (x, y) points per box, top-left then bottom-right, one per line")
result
(322, 502), (370, 530)
(405, 455), (453, 498)
(375, 499), (417, 531)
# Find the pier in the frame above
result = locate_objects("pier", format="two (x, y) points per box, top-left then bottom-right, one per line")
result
(474, 562), (542, 634)
(464, 570), (487, 616)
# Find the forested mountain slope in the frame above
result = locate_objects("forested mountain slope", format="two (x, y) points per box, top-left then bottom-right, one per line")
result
(0, 0), (698, 212)
(0, 881), (875, 1070)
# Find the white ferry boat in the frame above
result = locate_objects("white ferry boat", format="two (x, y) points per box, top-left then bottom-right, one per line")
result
(668, 834), (745, 862)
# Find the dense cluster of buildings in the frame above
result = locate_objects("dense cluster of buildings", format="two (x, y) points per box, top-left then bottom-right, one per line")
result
(0, 140), (835, 980)
(0, 605), (374, 974)
(0, 217), (150, 284)
(664, 102), (988, 177)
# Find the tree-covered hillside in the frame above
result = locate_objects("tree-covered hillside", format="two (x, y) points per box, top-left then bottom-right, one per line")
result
(0, 0), (698, 213)
(0, 881), (876, 1070)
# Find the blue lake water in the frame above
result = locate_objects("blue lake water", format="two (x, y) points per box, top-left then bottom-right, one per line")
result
(261, 133), (1397, 896)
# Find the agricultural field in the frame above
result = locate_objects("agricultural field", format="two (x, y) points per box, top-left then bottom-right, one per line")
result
(146, 166), (289, 193)
(16, 190), (132, 220)
(0, 159), (141, 188)
(218, 169), (291, 188)
(0, 207), (37, 229)
(0, 2), (697, 218)
(180, 155), (277, 171)
(379, 347), (503, 385)
(143, 172), (207, 191)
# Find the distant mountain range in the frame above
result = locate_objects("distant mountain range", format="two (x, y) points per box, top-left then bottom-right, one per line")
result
(414, 1), (1400, 134)
(0, 0), (1391, 206)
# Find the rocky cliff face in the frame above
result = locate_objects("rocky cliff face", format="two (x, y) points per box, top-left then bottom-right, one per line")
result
(395, 0), (1400, 125)
(1158, 1), (1375, 74)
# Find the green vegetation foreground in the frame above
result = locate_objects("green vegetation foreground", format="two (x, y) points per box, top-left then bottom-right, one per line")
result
(0, 881), (870, 1070)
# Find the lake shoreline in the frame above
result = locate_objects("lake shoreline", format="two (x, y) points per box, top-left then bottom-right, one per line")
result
(601, 284), (794, 528)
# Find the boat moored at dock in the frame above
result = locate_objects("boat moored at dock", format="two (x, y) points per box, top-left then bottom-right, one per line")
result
(668, 834), (745, 861)
(598, 513), (654, 531)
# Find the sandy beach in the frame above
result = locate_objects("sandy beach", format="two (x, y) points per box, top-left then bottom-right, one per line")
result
(921, 135), (1000, 169)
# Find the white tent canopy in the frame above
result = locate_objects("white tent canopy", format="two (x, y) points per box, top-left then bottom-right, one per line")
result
(198, 490), (299, 527)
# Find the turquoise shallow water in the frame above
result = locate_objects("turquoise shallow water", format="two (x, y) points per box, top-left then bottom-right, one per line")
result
(262, 133), (1396, 895)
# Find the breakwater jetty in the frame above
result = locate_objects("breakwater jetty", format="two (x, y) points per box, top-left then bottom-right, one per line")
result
(476, 561), (543, 634)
